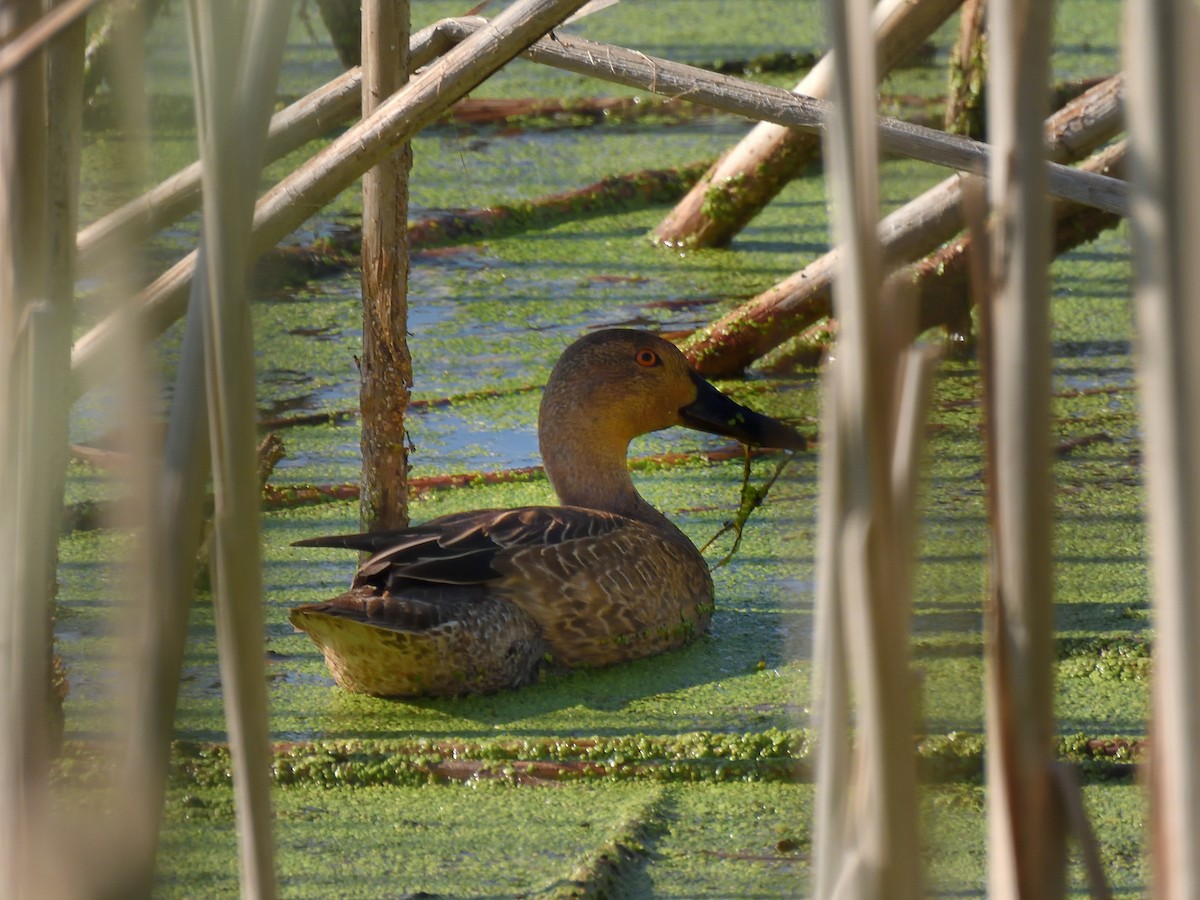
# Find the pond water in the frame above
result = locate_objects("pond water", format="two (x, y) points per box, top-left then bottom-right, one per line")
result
(58, 2), (1150, 895)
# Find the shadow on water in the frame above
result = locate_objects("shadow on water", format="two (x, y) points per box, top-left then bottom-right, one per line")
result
(264, 602), (815, 743)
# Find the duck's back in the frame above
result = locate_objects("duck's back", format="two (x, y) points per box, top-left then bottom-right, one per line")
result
(494, 512), (714, 666)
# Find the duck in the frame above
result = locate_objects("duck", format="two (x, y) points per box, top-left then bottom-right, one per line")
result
(289, 328), (807, 697)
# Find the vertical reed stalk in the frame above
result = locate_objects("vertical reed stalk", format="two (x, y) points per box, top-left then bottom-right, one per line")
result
(811, 377), (851, 889)
(41, 7), (86, 888)
(98, 4), (207, 895)
(184, 1), (295, 895)
(1123, 2), (1200, 896)
(43, 1), (87, 745)
(982, 1), (1064, 896)
(0, 2), (57, 895)
(811, 0), (925, 896)
(360, 0), (413, 531)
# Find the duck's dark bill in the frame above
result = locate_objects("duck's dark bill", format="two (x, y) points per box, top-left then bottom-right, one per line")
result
(679, 372), (807, 451)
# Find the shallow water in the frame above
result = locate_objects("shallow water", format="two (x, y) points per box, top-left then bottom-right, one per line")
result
(60, 2), (1146, 895)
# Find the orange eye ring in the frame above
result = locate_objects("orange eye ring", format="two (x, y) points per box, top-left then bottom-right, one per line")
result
(635, 349), (660, 367)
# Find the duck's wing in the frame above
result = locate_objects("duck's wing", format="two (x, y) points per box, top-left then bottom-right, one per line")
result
(294, 506), (632, 594)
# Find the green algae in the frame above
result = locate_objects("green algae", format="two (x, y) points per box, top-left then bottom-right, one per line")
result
(58, 307), (1148, 744)
(58, 726), (1151, 798)
(57, 341), (1152, 743)
(642, 783), (811, 896)
(155, 781), (666, 898)
(151, 778), (1146, 897)
(58, 1), (1154, 894)
(163, 731), (810, 789)
(1058, 639), (1152, 683)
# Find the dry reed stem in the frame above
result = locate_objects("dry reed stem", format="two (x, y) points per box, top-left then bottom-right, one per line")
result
(498, 23), (1127, 214)
(0, 0), (102, 78)
(183, 1), (297, 894)
(73, 17), (460, 277)
(0, 2), (60, 893)
(982, 1), (1065, 896)
(1050, 762), (1113, 900)
(1124, 2), (1200, 896)
(811, 0), (922, 896)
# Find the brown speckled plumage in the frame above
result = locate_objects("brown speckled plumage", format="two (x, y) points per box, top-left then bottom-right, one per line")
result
(290, 329), (805, 697)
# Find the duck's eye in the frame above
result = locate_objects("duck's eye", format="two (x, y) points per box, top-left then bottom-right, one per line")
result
(635, 349), (660, 367)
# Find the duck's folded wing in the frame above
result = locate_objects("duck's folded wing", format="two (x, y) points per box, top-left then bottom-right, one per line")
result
(294, 506), (631, 592)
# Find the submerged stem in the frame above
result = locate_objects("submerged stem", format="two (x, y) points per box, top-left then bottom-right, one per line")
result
(701, 447), (797, 569)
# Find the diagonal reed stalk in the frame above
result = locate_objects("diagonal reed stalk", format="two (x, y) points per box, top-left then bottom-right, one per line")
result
(0, 0), (101, 78)
(74, 18), (460, 277)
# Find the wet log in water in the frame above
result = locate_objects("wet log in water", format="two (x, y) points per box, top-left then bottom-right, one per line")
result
(754, 146), (1126, 372)
(748, 141), (1125, 372)
(911, 141), (1124, 331)
(408, 160), (712, 246)
(681, 74), (1126, 376)
(240, 158), (711, 294)
(70, 17), (1127, 396)
(651, 0), (963, 249)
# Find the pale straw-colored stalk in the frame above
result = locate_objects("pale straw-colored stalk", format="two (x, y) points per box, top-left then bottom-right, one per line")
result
(982, 0), (1065, 896)
(1, 1), (58, 895)
(810, 0), (927, 895)
(181, 0), (297, 895)
(74, 18), (459, 277)
(1124, 1), (1200, 896)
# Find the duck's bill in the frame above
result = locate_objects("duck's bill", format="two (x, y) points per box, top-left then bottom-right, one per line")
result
(679, 372), (807, 451)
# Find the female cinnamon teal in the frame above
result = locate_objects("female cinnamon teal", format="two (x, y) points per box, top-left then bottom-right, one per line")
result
(290, 328), (806, 697)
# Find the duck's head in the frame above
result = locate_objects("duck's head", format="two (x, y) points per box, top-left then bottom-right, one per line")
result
(538, 329), (806, 514)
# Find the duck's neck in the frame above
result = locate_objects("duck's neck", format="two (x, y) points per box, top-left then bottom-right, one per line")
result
(539, 419), (668, 528)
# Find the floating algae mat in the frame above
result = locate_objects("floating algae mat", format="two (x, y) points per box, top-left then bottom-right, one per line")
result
(57, 1), (1149, 894)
